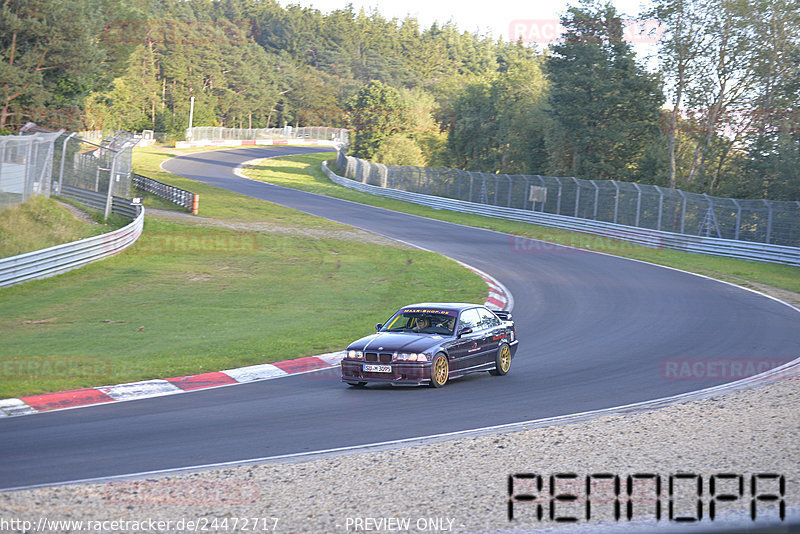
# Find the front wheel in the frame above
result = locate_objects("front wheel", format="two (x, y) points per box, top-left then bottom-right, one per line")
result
(429, 353), (449, 388)
(489, 343), (512, 376)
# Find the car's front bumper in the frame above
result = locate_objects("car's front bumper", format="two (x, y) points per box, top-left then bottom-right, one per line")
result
(341, 360), (432, 385)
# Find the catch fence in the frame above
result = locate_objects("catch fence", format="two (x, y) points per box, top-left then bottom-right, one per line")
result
(1, 129), (141, 220)
(0, 132), (62, 210)
(53, 131), (138, 202)
(336, 152), (800, 248)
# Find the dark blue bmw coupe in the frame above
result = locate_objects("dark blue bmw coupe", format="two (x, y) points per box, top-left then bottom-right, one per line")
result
(341, 303), (518, 388)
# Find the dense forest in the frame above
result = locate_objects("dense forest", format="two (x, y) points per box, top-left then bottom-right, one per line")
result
(1, 0), (798, 200)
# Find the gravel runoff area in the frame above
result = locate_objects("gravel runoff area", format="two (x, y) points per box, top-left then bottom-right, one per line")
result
(1, 372), (798, 533)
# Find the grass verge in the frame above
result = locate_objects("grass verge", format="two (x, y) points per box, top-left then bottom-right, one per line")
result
(0, 196), (125, 258)
(0, 147), (486, 398)
(241, 153), (800, 300)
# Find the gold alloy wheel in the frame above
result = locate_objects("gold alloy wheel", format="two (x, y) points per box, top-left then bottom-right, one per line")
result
(499, 344), (512, 373)
(431, 354), (449, 387)
(491, 343), (512, 376)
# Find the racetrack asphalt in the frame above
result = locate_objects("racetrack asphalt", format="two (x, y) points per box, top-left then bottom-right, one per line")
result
(1, 146), (798, 490)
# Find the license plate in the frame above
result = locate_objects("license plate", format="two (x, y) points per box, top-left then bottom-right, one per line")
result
(364, 364), (392, 373)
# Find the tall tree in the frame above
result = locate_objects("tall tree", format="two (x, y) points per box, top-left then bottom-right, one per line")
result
(447, 81), (497, 170)
(652, 0), (800, 197)
(0, 0), (110, 130)
(740, 0), (800, 199)
(447, 53), (549, 174)
(546, 1), (664, 180)
(647, 0), (710, 188)
(346, 80), (407, 159)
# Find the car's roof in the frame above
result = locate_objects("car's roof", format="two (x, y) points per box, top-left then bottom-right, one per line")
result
(400, 303), (483, 312)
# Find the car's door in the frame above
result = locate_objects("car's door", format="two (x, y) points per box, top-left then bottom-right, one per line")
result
(448, 308), (483, 371)
(475, 307), (504, 365)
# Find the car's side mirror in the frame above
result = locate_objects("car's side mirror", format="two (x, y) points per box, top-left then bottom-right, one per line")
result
(375, 323), (383, 331)
(457, 327), (473, 338)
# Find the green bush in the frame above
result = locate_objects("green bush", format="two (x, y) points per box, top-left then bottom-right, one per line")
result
(375, 134), (426, 166)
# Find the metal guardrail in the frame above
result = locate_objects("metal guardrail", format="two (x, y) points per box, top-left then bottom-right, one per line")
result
(322, 162), (800, 266)
(133, 173), (197, 214)
(59, 185), (138, 218)
(0, 205), (145, 288)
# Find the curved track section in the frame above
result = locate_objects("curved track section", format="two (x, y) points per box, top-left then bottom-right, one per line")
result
(1, 146), (797, 490)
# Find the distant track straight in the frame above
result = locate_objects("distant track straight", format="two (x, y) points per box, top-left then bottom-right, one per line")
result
(1, 146), (798, 490)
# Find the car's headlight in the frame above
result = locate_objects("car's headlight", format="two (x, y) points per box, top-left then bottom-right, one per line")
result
(347, 350), (363, 359)
(394, 353), (428, 362)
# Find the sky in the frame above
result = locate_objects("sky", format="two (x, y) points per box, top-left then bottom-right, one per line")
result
(275, 0), (660, 65)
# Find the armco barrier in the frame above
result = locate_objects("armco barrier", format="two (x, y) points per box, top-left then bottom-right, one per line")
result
(133, 173), (197, 214)
(0, 205), (145, 288)
(59, 185), (138, 219)
(322, 162), (800, 266)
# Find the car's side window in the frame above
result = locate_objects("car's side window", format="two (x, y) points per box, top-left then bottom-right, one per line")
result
(458, 308), (480, 331)
(477, 308), (501, 330)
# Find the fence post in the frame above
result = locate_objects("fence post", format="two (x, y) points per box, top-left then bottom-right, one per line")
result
(678, 189), (687, 234)
(591, 180), (599, 220)
(104, 149), (122, 220)
(632, 182), (642, 227)
(192, 194), (199, 215)
(23, 138), (34, 202)
(655, 185), (664, 231)
(29, 138), (41, 196)
(0, 140), (4, 192)
(554, 177), (563, 215)
(731, 198), (741, 240)
(611, 180), (620, 224)
(426, 168), (431, 196)
(763, 199), (773, 244)
(571, 177), (581, 217)
(56, 132), (77, 196)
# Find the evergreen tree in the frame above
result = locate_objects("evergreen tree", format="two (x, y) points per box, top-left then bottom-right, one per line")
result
(0, 0), (112, 130)
(346, 81), (407, 159)
(546, 1), (664, 180)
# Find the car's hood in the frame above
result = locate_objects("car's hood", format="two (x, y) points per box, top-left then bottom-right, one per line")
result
(347, 332), (448, 354)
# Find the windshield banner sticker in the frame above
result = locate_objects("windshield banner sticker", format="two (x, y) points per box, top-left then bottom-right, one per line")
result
(402, 308), (458, 317)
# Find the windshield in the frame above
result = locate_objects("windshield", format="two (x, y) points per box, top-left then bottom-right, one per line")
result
(381, 307), (457, 335)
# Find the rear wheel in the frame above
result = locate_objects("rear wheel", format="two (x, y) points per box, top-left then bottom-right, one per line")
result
(429, 353), (449, 388)
(489, 343), (512, 376)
